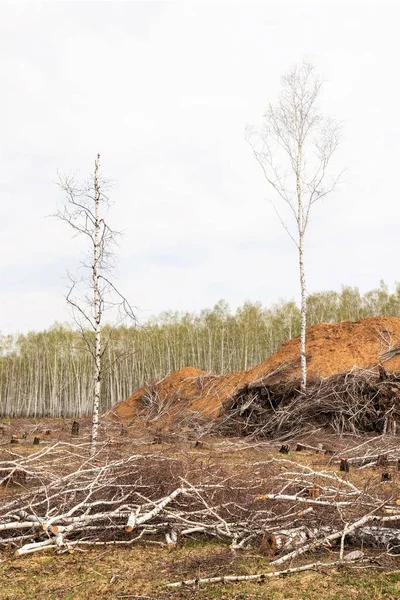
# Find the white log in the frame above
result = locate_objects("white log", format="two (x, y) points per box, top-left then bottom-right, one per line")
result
(0, 520), (43, 531)
(271, 514), (400, 566)
(126, 488), (187, 533)
(167, 559), (360, 588)
(42, 508), (131, 531)
(14, 539), (56, 557)
(256, 493), (359, 507)
(165, 529), (178, 549)
(125, 511), (138, 533)
(268, 525), (400, 553)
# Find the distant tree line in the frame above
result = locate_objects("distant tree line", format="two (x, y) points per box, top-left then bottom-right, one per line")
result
(1, 281), (400, 417)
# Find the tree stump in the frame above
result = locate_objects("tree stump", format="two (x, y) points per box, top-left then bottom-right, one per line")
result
(71, 421), (80, 437)
(108, 438), (122, 447)
(10, 435), (19, 444)
(33, 437), (40, 445)
(340, 458), (349, 472)
(377, 454), (389, 467)
(307, 487), (320, 498)
(258, 533), (278, 557)
(295, 443), (306, 451)
(279, 445), (290, 454)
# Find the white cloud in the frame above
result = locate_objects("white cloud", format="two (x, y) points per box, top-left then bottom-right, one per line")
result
(1, 1), (399, 333)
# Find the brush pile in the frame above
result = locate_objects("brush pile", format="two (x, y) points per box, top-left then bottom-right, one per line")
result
(1, 440), (400, 568)
(220, 367), (400, 438)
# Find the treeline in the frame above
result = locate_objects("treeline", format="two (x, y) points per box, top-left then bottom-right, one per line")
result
(1, 281), (400, 417)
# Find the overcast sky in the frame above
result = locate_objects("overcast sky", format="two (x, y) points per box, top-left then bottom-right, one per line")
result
(1, 0), (399, 334)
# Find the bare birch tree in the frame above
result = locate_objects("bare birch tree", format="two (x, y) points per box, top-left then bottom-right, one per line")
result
(247, 61), (343, 391)
(56, 154), (135, 454)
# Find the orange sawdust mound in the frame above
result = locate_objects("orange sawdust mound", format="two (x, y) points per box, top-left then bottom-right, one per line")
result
(112, 316), (400, 422)
(113, 367), (206, 420)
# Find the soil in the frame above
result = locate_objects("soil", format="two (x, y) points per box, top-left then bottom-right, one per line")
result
(112, 316), (400, 423)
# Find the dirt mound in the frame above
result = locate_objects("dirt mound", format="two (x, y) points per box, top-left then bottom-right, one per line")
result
(112, 316), (400, 423)
(113, 367), (206, 420)
(248, 315), (400, 380)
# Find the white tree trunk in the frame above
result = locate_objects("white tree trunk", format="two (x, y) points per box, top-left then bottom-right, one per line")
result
(296, 140), (307, 393)
(299, 234), (307, 392)
(91, 154), (101, 456)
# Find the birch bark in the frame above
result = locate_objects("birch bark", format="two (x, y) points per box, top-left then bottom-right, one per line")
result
(91, 154), (101, 455)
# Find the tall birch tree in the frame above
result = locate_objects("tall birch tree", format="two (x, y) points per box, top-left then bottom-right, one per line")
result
(56, 154), (135, 454)
(247, 61), (343, 391)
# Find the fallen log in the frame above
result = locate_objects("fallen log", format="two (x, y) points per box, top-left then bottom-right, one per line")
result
(14, 538), (56, 557)
(125, 488), (188, 532)
(2, 446), (400, 564)
(264, 525), (400, 553)
(295, 443), (323, 453)
(166, 558), (366, 588)
(271, 514), (400, 567)
(255, 492), (365, 507)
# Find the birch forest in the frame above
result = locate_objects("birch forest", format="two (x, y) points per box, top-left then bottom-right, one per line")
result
(1, 281), (400, 417)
